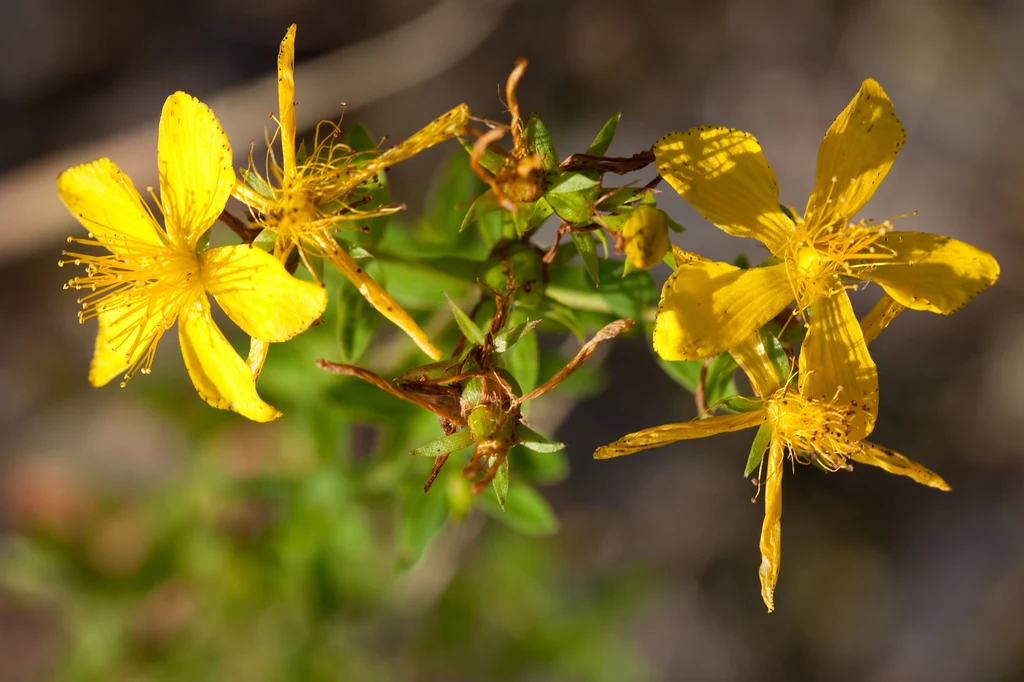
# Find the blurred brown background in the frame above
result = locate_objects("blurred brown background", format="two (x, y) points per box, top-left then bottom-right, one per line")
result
(1, 0), (1023, 680)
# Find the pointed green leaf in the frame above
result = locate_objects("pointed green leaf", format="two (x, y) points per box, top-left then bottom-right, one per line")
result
(336, 274), (378, 363)
(547, 191), (594, 225)
(459, 192), (500, 232)
(545, 170), (600, 194)
(525, 114), (558, 172)
(411, 429), (475, 458)
(586, 112), (621, 156)
(758, 327), (791, 385)
(539, 297), (584, 342)
(492, 459), (510, 510)
(251, 227), (278, 252)
(446, 294), (487, 347)
(516, 424), (565, 452)
(494, 318), (542, 354)
(241, 168), (275, 198)
(744, 421), (772, 477)
(723, 395), (764, 413)
(569, 231), (600, 286)
(346, 121), (378, 153)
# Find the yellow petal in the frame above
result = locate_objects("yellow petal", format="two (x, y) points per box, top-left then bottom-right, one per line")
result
(319, 238), (441, 360)
(177, 296), (280, 422)
(89, 301), (172, 387)
(594, 410), (765, 459)
(201, 244), (327, 342)
(851, 442), (950, 491)
(654, 127), (794, 253)
(804, 79), (905, 229)
(865, 231), (1000, 314)
(758, 438), (784, 612)
(798, 290), (878, 440)
(653, 260), (794, 360)
(278, 24), (298, 179)
(730, 334), (785, 397)
(158, 92), (234, 249)
(860, 293), (905, 345)
(57, 158), (163, 253)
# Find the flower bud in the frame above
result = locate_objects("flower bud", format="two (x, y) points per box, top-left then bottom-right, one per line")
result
(622, 206), (670, 270)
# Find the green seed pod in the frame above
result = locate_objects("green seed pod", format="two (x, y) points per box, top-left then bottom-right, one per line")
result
(622, 206), (670, 270)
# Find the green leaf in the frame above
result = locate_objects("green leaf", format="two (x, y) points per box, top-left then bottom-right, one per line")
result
(516, 424), (565, 452)
(547, 191), (594, 226)
(459, 137), (504, 174)
(492, 459), (510, 510)
(336, 275), (378, 364)
(411, 429), (475, 457)
(241, 168), (274, 198)
(479, 483), (559, 536)
(758, 327), (791, 385)
(494, 318), (541, 354)
(570, 231), (600, 286)
(538, 297), (585, 342)
(586, 112), (620, 156)
(251, 228), (278, 252)
(346, 121), (378, 154)
(545, 170), (600, 194)
(705, 353), (740, 407)
(397, 485), (449, 571)
(459, 192), (500, 232)
(744, 421), (772, 477)
(421, 152), (485, 240)
(446, 294), (487, 346)
(524, 114), (558, 172)
(500, 316), (540, 393)
(546, 259), (657, 319)
(512, 198), (554, 237)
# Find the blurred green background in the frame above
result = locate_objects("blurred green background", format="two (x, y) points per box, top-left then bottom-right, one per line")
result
(1, 0), (1022, 680)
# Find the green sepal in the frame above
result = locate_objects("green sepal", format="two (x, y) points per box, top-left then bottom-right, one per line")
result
(723, 395), (763, 413)
(586, 112), (621, 156)
(515, 424), (565, 452)
(512, 198), (554, 237)
(241, 168), (274, 198)
(251, 228), (278, 252)
(546, 191), (594, 226)
(758, 327), (791, 385)
(744, 421), (772, 478)
(411, 429), (476, 458)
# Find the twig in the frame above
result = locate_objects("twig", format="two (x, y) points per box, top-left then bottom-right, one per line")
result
(558, 149), (655, 174)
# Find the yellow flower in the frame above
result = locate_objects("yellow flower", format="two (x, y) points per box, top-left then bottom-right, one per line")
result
(58, 92), (327, 422)
(652, 79), (999, 383)
(233, 24), (470, 362)
(595, 328), (948, 612)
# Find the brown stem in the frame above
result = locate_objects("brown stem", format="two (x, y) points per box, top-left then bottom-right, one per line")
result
(558, 149), (655, 174)
(219, 209), (262, 243)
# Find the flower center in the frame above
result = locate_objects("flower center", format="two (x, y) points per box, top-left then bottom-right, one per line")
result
(61, 237), (201, 384)
(764, 389), (861, 470)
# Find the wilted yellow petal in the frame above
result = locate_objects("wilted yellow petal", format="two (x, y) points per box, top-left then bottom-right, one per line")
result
(865, 231), (1000, 314)
(730, 334), (785, 397)
(851, 442), (951, 491)
(804, 79), (905, 229)
(654, 127), (794, 253)
(334, 105), (471, 196)
(201, 244), (327, 342)
(798, 289), (878, 440)
(57, 158), (163, 253)
(653, 260), (793, 360)
(594, 410), (765, 459)
(177, 296), (280, 422)
(860, 293), (905, 345)
(157, 92), (234, 249)
(278, 24), (298, 179)
(622, 206), (670, 270)
(759, 438), (784, 612)
(323, 241), (441, 360)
